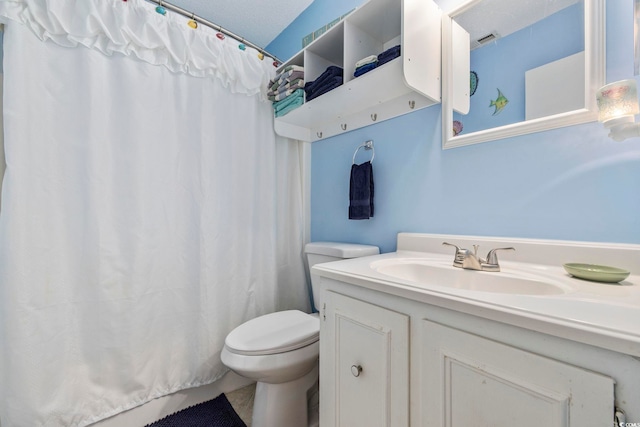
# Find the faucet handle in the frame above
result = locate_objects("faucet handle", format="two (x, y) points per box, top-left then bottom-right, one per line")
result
(485, 247), (515, 267)
(442, 242), (464, 268)
(442, 242), (460, 251)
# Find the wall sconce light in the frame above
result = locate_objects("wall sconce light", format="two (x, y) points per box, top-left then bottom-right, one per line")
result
(596, 79), (640, 141)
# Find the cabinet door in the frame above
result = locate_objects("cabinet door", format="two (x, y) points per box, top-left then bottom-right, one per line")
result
(320, 291), (409, 427)
(420, 320), (614, 427)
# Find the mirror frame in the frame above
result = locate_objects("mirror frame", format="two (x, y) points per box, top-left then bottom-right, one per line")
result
(442, 0), (605, 149)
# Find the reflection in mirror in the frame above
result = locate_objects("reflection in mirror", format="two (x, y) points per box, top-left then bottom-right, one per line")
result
(442, 0), (605, 149)
(455, 0), (584, 134)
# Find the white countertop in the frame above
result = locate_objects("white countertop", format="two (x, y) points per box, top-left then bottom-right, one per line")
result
(312, 233), (640, 357)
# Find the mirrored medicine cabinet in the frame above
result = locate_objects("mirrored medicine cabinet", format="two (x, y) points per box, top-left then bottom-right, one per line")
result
(441, 0), (605, 149)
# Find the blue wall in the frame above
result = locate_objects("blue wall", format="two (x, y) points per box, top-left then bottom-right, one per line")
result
(268, 0), (640, 254)
(267, 0), (363, 60)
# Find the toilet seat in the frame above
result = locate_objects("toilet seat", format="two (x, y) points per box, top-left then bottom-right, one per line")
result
(225, 310), (319, 356)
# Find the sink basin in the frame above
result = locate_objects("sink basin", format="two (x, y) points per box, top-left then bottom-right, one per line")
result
(372, 258), (569, 295)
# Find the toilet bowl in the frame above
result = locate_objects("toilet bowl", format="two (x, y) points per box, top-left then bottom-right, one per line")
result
(221, 310), (320, 427)
(221, 242), (380, 427)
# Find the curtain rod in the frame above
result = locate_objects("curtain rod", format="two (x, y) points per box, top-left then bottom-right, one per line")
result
(144, 0), (281, 64)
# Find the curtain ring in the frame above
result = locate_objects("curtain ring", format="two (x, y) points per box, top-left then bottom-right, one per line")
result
(156, 1), (167, 15)
(188, 14), (198, 28)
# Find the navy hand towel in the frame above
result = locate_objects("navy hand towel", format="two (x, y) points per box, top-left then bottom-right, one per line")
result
(349, 161), (374, 220)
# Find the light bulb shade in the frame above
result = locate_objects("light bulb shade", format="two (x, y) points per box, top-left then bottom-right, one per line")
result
(596, 79), (640, 124)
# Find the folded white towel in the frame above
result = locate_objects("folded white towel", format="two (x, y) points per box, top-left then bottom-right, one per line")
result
(355, 55), (378, 68)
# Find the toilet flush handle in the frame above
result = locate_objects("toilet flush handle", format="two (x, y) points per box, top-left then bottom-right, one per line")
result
(351, 364), (363, 377)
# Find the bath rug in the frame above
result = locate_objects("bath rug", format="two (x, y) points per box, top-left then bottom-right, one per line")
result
(145, 393), (247, 427)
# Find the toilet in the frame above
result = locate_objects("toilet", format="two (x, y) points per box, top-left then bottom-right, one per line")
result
(221, 242), (380, 427)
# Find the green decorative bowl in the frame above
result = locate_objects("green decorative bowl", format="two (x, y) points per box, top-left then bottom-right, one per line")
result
(563, 263), (630, 283)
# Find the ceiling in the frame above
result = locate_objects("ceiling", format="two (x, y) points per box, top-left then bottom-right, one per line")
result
(163, 0), (314, 48)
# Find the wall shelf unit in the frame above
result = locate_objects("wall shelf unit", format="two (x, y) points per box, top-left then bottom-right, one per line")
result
(274, 0), (442, 142)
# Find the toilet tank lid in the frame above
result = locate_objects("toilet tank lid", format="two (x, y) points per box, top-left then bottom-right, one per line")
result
(305, 242), (380, 258)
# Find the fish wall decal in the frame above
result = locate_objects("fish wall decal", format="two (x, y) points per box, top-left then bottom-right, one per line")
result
(489, 88), (508, 115)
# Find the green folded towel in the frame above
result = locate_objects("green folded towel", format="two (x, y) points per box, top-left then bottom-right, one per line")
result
(275, 97), (304, 117)
(273, 89), (304, 113)
(273, 89), (304, 117)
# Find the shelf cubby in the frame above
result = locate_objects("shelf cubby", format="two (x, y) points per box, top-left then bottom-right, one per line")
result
(274, 0), (442, 142)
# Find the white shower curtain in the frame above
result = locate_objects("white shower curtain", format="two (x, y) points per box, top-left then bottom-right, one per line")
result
(0, 1), (308, 426)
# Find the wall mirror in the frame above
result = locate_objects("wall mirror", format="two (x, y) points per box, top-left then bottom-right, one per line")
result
(442, 0), (605, 149)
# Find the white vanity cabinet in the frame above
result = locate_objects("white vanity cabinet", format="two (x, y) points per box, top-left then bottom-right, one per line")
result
(315, 276), (636, 426)
(420, 321), (614, 426)
(273, 0), (442, 142)
(320, 291), (409, 427)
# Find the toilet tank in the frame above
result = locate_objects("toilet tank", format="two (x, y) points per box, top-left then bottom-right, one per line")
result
(305, 242), (380, 311)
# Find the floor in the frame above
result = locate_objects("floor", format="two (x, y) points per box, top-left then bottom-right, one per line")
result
(227, 383), (256, 426)
(226, 382), (320, 427)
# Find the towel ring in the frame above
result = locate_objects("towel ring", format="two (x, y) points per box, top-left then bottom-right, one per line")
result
(352, 140), (374, 164)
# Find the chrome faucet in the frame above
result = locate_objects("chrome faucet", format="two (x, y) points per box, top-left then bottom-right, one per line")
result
(442, 242), (515, 272)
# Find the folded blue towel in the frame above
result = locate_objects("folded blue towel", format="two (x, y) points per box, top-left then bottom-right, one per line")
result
(378, 44), (401, 58)
(377, 45), (401, 66)
(273, 89), (304, 113)
(354, 62), (377, 77)
(304, 65), (343, 98)
(275, 97), (304, 117)
(306, 76), (343, 101)
(349, 161), (374, 220)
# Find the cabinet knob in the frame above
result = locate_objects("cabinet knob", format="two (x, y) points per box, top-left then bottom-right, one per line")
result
(351, 364), (363, 377)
